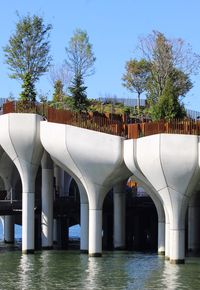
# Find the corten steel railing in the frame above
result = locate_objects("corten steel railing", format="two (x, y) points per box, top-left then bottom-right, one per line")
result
(3, 101), (126, 136)
(3, 101), (200, 138)
(127, 119), (200, 138)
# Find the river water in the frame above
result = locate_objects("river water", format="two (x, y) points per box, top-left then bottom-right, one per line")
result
(0, 223), (200, 289)
(0, 249), (199, 289)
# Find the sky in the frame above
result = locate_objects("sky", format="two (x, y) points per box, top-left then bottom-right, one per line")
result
(0, 0), (200, 111)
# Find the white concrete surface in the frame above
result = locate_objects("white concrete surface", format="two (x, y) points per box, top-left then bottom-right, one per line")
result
(41, 122), (131, 256)
(113, 181), (126, 249)
(0, 113), (43, 253)
(124, 134), (200, 263)
(41, 151), (54, 249)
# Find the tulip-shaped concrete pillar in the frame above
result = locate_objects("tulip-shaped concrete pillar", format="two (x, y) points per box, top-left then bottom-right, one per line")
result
(113, 181), (126, 249)
(40, 122), (131, 257)
(124, 135), (200, 264)
(188, 192), (200, 252)
(0, 113), (43, 253)
(123, 145), (165, 256)
(41, 151), (54, 249)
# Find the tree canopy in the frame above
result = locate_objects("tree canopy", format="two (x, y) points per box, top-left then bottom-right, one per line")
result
(4, 14), (52, 84)
(65, 28), (96, 79)
(122, 59), (150, 113)
(123, 31), (199, 120)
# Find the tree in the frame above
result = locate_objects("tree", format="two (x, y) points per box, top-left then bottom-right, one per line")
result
(4, 14), (52, 100)
(134, 31), (199, 120)
(20, 72), (36, 102)
(69, 74), (89, 112)
(122, 59), (150, 114)
(49, 63), (71, 93)
(52, 80), (65, 102)
(65, 29), (95, 111)
(146, 68), (192, 120)
(65, 29), (96, 79)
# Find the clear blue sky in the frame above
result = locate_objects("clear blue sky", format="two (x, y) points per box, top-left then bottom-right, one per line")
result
(0, 0), (200, 110)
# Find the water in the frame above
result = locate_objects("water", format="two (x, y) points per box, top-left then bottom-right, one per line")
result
(0, 250), (199, 289)
(0, 222), (200, 289)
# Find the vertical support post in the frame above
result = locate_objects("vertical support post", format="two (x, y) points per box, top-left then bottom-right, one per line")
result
(41, 152), (54, 249)
(89, 208), (102, 257)
(158, 221), (165, 255)
(80, 202), (89, 253)
(188, 193), (200, 253)
(22, 178), (35, 254)
(113, 181), (126, 250)
(4, 215), (14, 243)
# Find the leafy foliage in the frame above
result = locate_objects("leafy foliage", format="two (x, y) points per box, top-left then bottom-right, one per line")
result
(123, 31), (198, 121)
(122, 59), (150, 114)
(65, 28), (96, 78)
(53, 80), (65, 102)
(20, 72), (36, 101)
(4, 14), (52, 82)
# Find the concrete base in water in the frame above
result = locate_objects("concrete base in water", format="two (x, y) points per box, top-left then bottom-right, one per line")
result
(89, 253), (102, 257)
(4, 240), (14, 244)
(158, 251), (165, 256)
(80, 250), (88, 254)
(170, 259), (185, 264)
(22, 249), (35, 254)
(42, 246), (53, 250)
(114, 247), (125, 250)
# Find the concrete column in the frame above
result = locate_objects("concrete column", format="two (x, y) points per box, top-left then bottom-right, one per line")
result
(4, 215), (14, 243)
(22, 176), (35, 254)
(165, 221), (170, 260)
(22, 196), (34, 253)
(113, 182), (126, 249)
(4, 187), (14, 244)
(53, 219), (57, 244)
(0, 114), (43, 254)
(64, 172), (72, 196)
(158, 221), (165, 255)
(78, 182), (89, 253)
(54, 165), (65, 197)
(188, 193), (200, 252)
(80, 202), (89, 253)
(41, 152), (54, 249)
(40, 120), (130, 257)
(169, 197), (188, 264)
(89, 208), (102, 257)
(124, 133), (200, 264)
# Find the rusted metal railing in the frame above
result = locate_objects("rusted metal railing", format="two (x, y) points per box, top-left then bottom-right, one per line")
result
(3, 101), (200, 138)
(127, 119), (200, 138)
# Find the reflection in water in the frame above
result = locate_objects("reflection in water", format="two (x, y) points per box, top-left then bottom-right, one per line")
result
(84, 256), (100, 289)
(18, 253), (42, 290)
(0, 249), (199, 289)
(161, 261), (181, 290)
(18, 254), (31, 290)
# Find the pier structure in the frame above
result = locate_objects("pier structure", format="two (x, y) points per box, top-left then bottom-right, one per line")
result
(0, 102), (200, 263)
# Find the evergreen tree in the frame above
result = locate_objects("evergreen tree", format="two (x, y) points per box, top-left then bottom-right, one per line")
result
(69, 74), (89, 112)
(20, 72), (36, 102)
